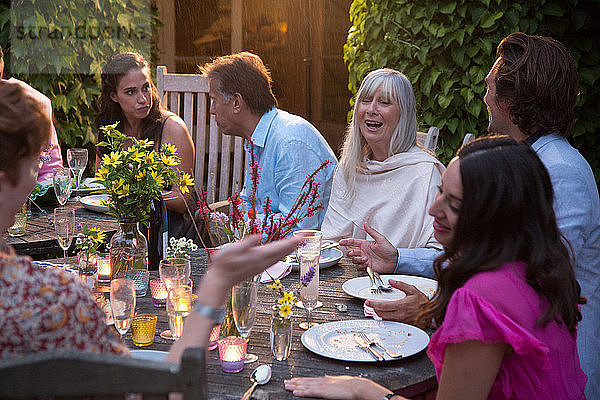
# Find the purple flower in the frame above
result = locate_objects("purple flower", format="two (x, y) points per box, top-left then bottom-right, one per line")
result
(300, 265), (316, 287)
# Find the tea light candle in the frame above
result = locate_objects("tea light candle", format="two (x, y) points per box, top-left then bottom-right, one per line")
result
(97, 256), (111, 283)
(208, 324), (221, 350)
(150, 279), (168, 307)
(217, 336), (246, 373)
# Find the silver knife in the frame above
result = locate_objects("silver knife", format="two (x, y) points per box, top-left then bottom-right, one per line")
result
(353, 334), (384, 361)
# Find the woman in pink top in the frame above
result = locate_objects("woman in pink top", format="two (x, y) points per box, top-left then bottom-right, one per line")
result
(285, 136), (587, 400)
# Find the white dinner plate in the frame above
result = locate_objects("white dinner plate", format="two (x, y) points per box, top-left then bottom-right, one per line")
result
(76, 178), (105, 195)
(301, 319), (429, 362)
(130, 350), (169, 362)
(80, 194), (110, 213)
(342, 274), (437, 301)
(288, 247), (343, 271)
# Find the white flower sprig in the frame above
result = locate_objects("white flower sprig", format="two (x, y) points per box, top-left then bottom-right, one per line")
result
(165, 237), (198, 259)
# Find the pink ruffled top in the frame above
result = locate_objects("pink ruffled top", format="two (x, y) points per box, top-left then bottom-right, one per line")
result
(427, 261), (587, 399)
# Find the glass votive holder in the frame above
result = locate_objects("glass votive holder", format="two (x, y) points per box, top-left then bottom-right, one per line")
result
(96, 255), (111, 283)
(150, 279), (168, 307)
(131, 314), (157, 347)
(208, 324), (221, 350)
(126, 268), (150, 297)
(217, 336), (247, 373)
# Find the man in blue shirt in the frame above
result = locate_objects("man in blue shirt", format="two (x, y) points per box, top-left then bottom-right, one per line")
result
(200, 52), (336, 230)
(345, 33), (599, 397)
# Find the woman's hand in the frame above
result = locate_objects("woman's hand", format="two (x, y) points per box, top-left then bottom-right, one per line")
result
(340, 222), (398, 273)
(284, 376), (401, 400)
(365, 280), (429, 326)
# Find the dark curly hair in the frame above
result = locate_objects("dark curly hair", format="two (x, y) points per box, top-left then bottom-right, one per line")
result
(493, 32), (579, 137)
(0, 82), (50, 184)
(95, 52), (165, 156)
(418, 136), (585, 333)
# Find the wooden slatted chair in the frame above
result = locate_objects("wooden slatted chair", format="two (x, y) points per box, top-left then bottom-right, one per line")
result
(157, 66), (245, 204)
(416, 126), (440, 151)
(0, 347), (207, 399)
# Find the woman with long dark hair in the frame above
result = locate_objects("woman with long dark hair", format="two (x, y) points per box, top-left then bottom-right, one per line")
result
(95, 52), (200, 249)
(286, 136), (587, 399)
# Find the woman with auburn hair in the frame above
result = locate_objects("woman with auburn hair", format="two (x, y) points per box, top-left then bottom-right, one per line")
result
(286, 136), (586, 400)
(321, 68), (443, 249)
(0, 82), (128, 358)
(95, 52), (201, 249)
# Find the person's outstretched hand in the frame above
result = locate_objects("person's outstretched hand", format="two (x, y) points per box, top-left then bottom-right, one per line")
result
(339, 222), (398, 274)
(365, 280), (429, 327)
(285, 375), (400, 400)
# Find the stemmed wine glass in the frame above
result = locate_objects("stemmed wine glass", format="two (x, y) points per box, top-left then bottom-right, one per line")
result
(110, 278), (136, 341)
(294, 230), (322, 330)
(52, 167), (72, 206)
(54, 207), (75, 267)
(231, 274), (260, 363)
(66, 148), (88, 202)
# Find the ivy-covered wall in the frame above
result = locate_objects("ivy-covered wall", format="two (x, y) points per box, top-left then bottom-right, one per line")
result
(0, 0), (158, 168)
(344, 0), (600, 183)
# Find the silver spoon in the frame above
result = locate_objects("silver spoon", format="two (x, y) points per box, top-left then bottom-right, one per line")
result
(241, 364), (272, 400)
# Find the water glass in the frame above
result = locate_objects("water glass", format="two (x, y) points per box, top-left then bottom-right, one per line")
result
(166, 285), (192, 340)
(110, 278), (136, 341)
(66, 148), (88, 201)
(7, 204), (27, 237)
(52, 166), (72, 206)
(159, 258), (191, 291)
(54, 207), (75, 266)
(294, 230), (322, 329)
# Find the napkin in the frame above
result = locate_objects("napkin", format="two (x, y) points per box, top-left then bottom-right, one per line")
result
(260, 261), (292, 283)
(363, 303), (382, 320)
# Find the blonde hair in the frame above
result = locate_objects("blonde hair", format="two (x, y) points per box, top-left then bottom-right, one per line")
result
(339, 68), (417, 198)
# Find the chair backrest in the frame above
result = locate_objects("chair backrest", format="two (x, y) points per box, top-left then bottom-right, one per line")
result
(157, 66), (245, 203)
(0, 347), (207, 399)
(416, 126), (440, 151)
(462, 133), (476, 146)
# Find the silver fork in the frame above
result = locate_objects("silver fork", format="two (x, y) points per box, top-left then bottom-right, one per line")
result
(373, 271), (393, 292)
(366, 267), (380, 294)
(364, 333), (403, 359)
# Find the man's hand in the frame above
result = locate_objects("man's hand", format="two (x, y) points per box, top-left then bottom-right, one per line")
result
(365, 280), (429, 327)
(339, 222), (398, 273)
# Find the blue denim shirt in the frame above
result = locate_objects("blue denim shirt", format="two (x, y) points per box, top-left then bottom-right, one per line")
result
(394, 133), (600, 398)
(240, 108), (337, 232)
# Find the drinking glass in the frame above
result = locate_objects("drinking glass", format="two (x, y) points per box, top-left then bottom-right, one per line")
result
(159, 258), (191, 291)
(166, 285), (192, 340)
(66, 148), (88, 201)
(54, 207), (75, 266)
(294, 230), (322, 330)
(110, 278), (136, 341)
(52, 167), (72, 206)
(231, 274), (259, 363)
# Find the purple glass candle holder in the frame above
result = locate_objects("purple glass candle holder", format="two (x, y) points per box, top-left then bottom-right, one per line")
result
(208, 324), (221, 350)
(149, 279), (168, 307)
(217, 336), (246, 373)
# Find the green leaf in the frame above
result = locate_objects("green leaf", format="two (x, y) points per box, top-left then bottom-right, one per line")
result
(480, 11), (503, 29)
(544, 2), (564, 17)
(439, 1), (456, 14)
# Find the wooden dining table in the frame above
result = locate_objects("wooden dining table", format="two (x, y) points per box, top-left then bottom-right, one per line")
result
(102, 251), (437, 400)
(5, 201), (119, 260)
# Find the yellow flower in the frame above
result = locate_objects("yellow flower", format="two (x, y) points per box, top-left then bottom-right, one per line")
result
(179, 172), (194, 194)
(151, 171), (165, 188)
(279, 292), (296, 305)
(160, 154), (178, 167)
(90, 228), (106, 243)
(116, 184), (130, 198)
(278, 303), (292, 318)
(135, 170), (145, 181)
(96, 165), (110, 181)
(143, 152), (155, 164)
(102, 151), (122, 166)
(162, 143), (178, 156)
(267, 279), (283, 290)
(129, 148), (144, 163)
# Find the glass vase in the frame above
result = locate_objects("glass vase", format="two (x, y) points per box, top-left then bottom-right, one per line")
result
(109, 222), (149, 294)
(270, 306), (292, 361)
(77, 251), (97, 292)
(220, 294), (240, 337)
